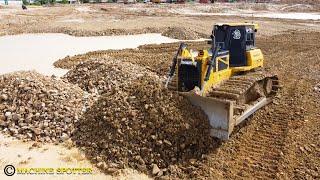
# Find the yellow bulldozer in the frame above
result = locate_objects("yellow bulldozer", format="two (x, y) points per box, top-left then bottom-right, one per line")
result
(165, 23), (280, 140)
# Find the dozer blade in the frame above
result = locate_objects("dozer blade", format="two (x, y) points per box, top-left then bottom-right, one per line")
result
(180, 92), (272, 140)
(180, 92), (234, 140)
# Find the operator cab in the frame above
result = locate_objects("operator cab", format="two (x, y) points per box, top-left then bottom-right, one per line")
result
(212, 23), (258, 67)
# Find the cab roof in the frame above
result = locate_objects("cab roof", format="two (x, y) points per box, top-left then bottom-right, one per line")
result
(215, 23), (259, 30)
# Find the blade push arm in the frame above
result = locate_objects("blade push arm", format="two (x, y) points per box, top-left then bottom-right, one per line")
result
(201, 45), (220, 95)
(165, 43), (186, 88)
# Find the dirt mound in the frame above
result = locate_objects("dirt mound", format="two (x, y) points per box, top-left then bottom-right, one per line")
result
(0, 71), (89, 143)
(53, 42), (208, 75)
(63, 58), (156, 95)
(54, 52), (108, 69)
(72, 74), (217, 177)
(162, 27), (205, 40)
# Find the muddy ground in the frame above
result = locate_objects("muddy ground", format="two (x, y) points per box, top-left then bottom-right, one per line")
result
(1, 2), (320, 179)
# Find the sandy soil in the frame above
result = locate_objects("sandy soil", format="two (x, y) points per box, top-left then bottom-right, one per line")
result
(0, 134), (150, 180)
(1, 2), (320, 179)
(0, 3), (320, 38)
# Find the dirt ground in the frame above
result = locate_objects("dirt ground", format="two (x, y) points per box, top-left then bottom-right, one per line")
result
(54, 31), (320, 179)
(1, 3), (320, 38)
(1, 2), (320, 179)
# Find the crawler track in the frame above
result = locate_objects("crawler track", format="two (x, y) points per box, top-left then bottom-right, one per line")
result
(168, 69), (280, 116)
(209, 70), (279, 99)
(207, 69), (280, 116)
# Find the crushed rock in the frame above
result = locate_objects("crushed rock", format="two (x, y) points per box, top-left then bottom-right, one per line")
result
(72, 74), (216, 177)
(63, 58), (159, 95)
(0, 71), (91, 143)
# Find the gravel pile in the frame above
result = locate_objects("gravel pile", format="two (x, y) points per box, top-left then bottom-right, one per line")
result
(72, 74), (215, 177)
(54, 51), (108, 69)
(0, 71), (89, 143)
(63, 58), (157, 95)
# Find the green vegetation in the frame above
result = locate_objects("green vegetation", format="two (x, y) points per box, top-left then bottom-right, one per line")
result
(22, 0), (29, 5)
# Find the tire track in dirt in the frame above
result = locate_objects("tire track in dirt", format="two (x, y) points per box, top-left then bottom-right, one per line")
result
(233, 115), (288, 179)
(228, 86), (297, 179)
(276, 79), (320, 179)
(197, 79), (302, 179)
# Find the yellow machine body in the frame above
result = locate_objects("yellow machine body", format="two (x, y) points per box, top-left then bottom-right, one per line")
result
(232, 49), (264, 73)
(179, 47), (264, 95)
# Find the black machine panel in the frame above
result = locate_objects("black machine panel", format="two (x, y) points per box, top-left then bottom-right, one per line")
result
(213, 25), (256, 67)
(228, 26), (247, 67)
(178, 61), (202, 92)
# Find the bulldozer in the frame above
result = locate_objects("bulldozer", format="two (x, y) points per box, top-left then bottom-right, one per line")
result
(165, 23), (280, 140)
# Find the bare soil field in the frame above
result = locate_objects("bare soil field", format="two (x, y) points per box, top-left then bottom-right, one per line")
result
(1, 3), (320, 38)
(0, 2), (319, 179)
(54, 30), (320, 179)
